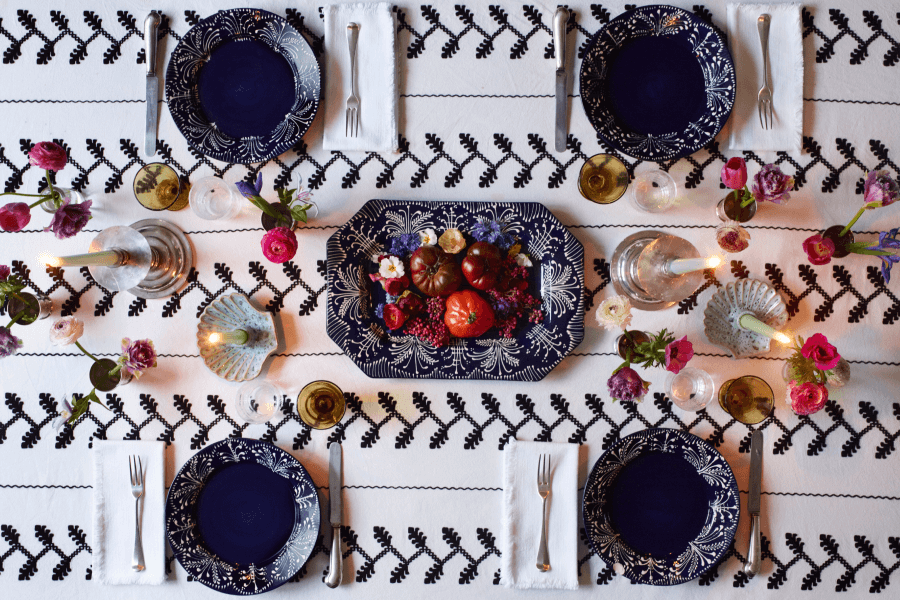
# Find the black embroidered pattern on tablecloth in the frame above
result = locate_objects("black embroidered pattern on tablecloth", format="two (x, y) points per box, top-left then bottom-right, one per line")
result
(804, 8), (900, 66)
(4, 390), (899, 460)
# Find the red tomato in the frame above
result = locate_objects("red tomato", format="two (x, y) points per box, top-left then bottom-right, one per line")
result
(409, 246), (462, 297)
(462, 241), (502, 290)
(444, 290), (495, 338)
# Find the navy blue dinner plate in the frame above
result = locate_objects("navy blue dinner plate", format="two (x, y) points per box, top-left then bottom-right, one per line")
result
(582, 428), (739, 585)
(166, 439), (320, 595)
(166, 8), (321, 163)
(579, 5), (735, 160)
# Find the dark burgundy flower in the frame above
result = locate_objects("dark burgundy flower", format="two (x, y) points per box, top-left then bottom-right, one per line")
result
(802, 234), (835, 266)
(383, 303), (408, 330)
(46, 198), (92, 239)
(28, 141), (67, 171)
(0, 202), (31, 232)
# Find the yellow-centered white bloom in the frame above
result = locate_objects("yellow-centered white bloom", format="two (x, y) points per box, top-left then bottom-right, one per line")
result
(514, 253), (532, 267)
(419, 228), (438, 246)
(379, 256), (405, 279)
(595, 295), (633, 331)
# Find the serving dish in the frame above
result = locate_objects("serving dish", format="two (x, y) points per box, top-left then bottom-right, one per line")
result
(326, 200), (584, 380)
(166, 8), (321, 163)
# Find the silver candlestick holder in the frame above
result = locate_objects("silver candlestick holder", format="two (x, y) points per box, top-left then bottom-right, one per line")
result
(610, 231), (721, 311)
(43, 219), (192, 299)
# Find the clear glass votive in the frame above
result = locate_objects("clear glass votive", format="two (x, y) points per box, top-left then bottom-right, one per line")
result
(630, 169), (677, 212)
(189, 177), (243, 220)
(666, 367), (715, 411)
(235, 380), (284, 424)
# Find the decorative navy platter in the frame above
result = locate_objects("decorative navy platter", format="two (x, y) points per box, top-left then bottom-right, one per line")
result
(326, 200), (585, 381)
(166, 8), (321, 163)
(579, 5), (736, 161)
(165, 439), (320, 595)
(582, 428), (740, 585)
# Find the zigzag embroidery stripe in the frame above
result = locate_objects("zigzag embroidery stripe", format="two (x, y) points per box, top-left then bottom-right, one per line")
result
(805, 97), (900, 106)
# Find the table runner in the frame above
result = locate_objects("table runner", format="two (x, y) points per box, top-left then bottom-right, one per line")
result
(1, 1), (899, 599)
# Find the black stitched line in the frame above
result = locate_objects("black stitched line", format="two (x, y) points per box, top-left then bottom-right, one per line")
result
(0, 484), (92, 489)
(805, 97), (900, 107)
(739, 490), (900, 500)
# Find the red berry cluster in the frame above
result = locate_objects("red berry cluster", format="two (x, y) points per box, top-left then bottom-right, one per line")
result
(404, 297), (451, 347)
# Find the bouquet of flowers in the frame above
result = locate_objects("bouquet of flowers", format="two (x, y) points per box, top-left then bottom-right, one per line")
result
(0, 265), (30, 359)
(595, 295), (694, 403)
(236, 174), (315, 264)
(783, 333), (843, 416)
(0, 141), (92, 238)
(49, 316), (158, 425)
(721, 157), (795, 208)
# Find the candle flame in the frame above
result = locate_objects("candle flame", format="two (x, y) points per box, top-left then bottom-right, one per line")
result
(207, 332), (222, 344)
(38, 252), (61, 267)
(706, 256), (723, 269)
(773, 331), (792, 345)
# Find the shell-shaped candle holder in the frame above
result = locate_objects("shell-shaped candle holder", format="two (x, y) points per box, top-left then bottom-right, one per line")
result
(704, 279), (788, 359)
(197, 293), (277, 381)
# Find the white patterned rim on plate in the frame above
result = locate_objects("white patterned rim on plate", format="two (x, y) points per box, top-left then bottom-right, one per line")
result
(582, 428), (740, 585)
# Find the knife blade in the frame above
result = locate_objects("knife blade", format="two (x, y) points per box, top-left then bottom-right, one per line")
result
(553, 7), (568, 153)
(743, 430), (763, 577)
(325, 442), (343, 588)
(144, 11), (161, 157)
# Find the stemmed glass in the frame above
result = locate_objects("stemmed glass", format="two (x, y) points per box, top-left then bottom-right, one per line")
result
(297, 380), (346, 430)
(718, 376), (775, 424)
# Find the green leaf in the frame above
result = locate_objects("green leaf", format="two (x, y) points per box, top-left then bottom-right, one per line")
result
(290, 207), (308, 223)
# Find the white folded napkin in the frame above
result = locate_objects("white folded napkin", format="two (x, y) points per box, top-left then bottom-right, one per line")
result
(726, 3), (803, 153)
(500, 440), (578, 590)
(92, 441), (166, 585)
(322, 3), (398, 152)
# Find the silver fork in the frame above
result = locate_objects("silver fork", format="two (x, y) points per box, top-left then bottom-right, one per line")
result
(757, 14), (773, 130)
(536, 453), (551, 572)
(129, 455), (145, 572)
(345, 23), (360, 137)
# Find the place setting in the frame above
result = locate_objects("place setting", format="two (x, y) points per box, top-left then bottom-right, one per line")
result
(1, 1), (898, 599)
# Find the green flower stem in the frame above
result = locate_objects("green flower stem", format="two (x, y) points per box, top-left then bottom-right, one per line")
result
(108, 362), (123, 378)
(27, 196), (53, 209)
(249, 196), (282, 220)
(74, 341), (99, 362)
(0, 191), (46, 198)
(738, 186), (756, 208)
(5, 310), (25, 328)
(843, 242), (900, 257)
(839, 207), (867, 238)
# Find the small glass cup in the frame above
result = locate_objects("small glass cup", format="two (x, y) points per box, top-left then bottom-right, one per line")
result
(577, 154), (629, 204)
(630, 169), (677, 212)
(297, 380), (346, 430)
(38, 186), (86, 213)
(718, 375), (774, 424)
(133, 163), (183, 211)
(666, 367), (715, 411)
(5, 292), (52, 324)
(89, 358), (132, 392)
(189, 177), (243, 220)
(235, 381), (284, 424)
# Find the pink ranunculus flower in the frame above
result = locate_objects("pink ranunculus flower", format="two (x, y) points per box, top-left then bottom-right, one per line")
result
(800, 333), (841, 371)
(260, 227), (298, 263)
(0, 265), (9, 281)
(789, 381), (828, 415)
(0, 202), (31, 232)
(752, 164), (795, 204)
(45, 198), (92, 239)
(119, 338), (157, 379)
(802, 234), (835, 266)
(28, 141), (68, 171)
(720, 157), (748, 190)
(607, 367), (651, 403)
(664, 336), (694, 374)
(862, 169), (900, 208)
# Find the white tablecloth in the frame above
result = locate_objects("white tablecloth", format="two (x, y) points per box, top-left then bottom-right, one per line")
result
(1, 1), (899, 599)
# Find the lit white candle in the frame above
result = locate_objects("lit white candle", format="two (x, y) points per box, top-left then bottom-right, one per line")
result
(39, 250), (122, 268)
(738, 314), (791, 344)
(667, 255), (722, 276)
(208, 329), (249, 346)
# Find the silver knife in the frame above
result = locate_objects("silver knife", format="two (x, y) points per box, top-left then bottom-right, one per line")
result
(553, 7), (569, 153)
(743, 430), (763, 577)
(144, 11), (161, 157)
(324, 442), (343, 588)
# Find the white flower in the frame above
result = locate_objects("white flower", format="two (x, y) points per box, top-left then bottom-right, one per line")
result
(595, 295), (633, 331)
(52, 397), (73, 430)
(515, 253), (533, 267)
(379, 256), (405, 279)
(49, 316), (84, 347)
(419, 228), (438, 246)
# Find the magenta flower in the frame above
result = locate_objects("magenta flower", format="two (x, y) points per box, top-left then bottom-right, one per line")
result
(752, 164), (794, 204)
(0, 265), (9, 281)
(863, 170), (899, 209)
(28, 141), (67, 171)
(45, 198), (92, 239)
(261, 227), (298, 263)
(607, 367), (650, 403)
(664, 336), (694, 374)
(0, 202), (31, 232)
(0, 326), (22, 359)
(789, 381), (828, 416)
(118, 338), (157, 378)
(800, 333), (841, 371)
(720, 157), (748, 190)
(802, 234), (835, 266)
